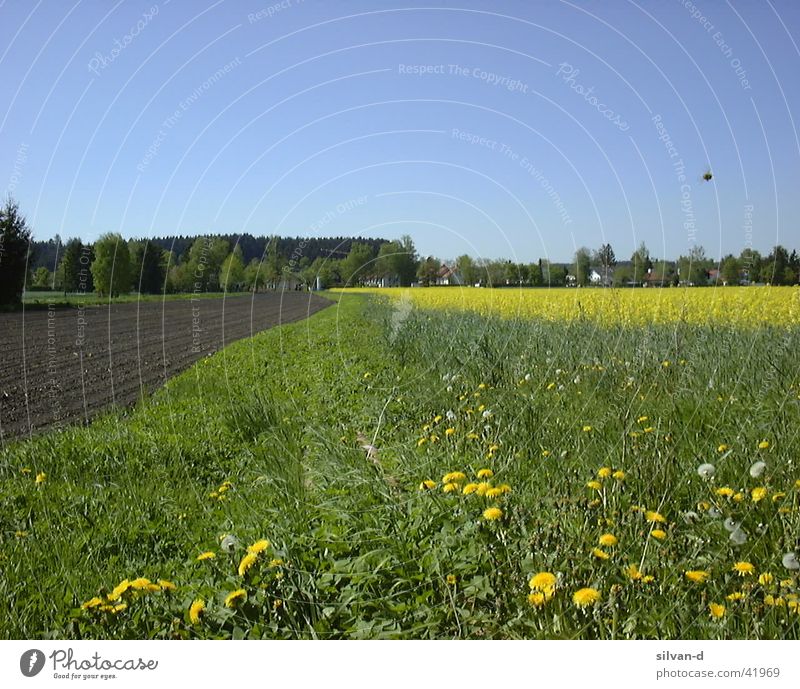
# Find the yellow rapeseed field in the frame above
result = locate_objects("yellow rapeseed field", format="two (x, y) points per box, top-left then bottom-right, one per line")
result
(341, 286), (800, 327)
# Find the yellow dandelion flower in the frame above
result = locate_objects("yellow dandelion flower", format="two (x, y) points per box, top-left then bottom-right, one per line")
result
(417, 437), (428, 447)
(224, 589), (247, 608)
(586, 480), (602, 491)
(732, 492), (744, 502)
(442, 471), (466, 483)
(238, 552), (258, 577)
(651, 529), (667, 541)
(779, 579), (794, 589)
(189, 599), (205, 624)
(442, 482), (459, 493)
(637, 416), (649, 423)
(717, 444), (729, 453)
(247, 539), (270, 555)
(625, 564), (643, 581)
(592, 548), (610, 560)
(106, 580), (130, 602)
(715, 487), (734, 498)
(497, 483), (512, 494)
(430, 434), (439, 443)
(476, 468), (494, 479)
(475, 481), (491, 496)
(197, 551), (216, 561)
(643, 427), (654, 433)
(582, 425), (592, 432)
(419, 480), (436, 490)
(445, 427), (456, 437)
(485, 487), (504, 499)
(727, 592), (745, 602)
(527, 591), (548, 607)
(129, 577), (152, 590)
(733, 561), (755, 576)
(466, 432), (479, 440)
(482, 507), (503, 521)
(599, 534), (617, 547)
(573, 587), (601, 608)
(642, 575), (655, 584)
(612, 470), (626, 480)
(433, 415), (442, 423)
(158, 580), (176, 591)
(462, 483), (479, 495)
(529, 572), (557, 591)
(685, 570), (710, 583)
(541, 449), (551, 457)
(764, 594), (776, 606)
(547, 382), (556, 390)
(759, 573), (774, 586)
(597, 467), (612, 479)
(709, 603), (726, 619)
(645, 510), (666, 523)
(751, 487), (767, 502)
(795, 479), (800, 489)
(758, 440), (770, 450)
(772, 492), (786, 502)
(35, 472), (46, 484)
(446, 574), (457, 585)
(81, 597), (104, 610)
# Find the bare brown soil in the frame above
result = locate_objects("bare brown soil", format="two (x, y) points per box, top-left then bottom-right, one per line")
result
(0, 292), (331, 442)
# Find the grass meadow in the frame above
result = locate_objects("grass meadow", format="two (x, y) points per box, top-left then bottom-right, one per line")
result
(1, 289), (799, 639)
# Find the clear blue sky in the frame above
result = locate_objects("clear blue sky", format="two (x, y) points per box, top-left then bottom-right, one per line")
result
(2, 0), (799, 263)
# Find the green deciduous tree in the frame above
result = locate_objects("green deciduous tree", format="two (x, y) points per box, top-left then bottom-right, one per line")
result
(91, 233), (131, 297)
(219, 245), (245, 292)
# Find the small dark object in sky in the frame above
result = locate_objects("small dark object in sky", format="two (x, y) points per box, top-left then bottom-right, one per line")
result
(702, 169), (713, 182)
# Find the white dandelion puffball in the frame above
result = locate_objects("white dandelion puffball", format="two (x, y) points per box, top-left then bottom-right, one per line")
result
(782, 552), (800, 571)
(708, 507), (722, 519)
(482, 410), (492, 419)
(446, 410), (456, 421)
(446, 385), (453, 393)
(682, 511), (699, 524)
(220, 535), (239, 553)
(729, 527), (748, 545)
(697, 463), (715, 479)
(524, 373), (532, 382)
(749, 461), (767, 478)
(723, 518), (739, 532)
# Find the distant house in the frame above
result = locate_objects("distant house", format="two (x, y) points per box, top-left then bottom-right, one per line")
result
(363, 274), (400, 288)
(436, 264), (462, 286)
(589, 267), (613, 287)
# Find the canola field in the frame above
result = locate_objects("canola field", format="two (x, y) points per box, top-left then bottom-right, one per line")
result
(345, 285), (800, 327)
(1, 288), (799, 639)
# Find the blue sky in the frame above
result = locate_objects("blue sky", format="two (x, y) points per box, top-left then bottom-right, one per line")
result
(1, 0), (799, 263)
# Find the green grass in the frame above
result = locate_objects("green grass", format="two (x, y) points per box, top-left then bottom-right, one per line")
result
(1, 293), (799, 639)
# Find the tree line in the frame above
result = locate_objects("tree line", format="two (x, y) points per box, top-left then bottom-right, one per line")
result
(2, 195), (798, 308)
